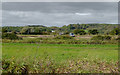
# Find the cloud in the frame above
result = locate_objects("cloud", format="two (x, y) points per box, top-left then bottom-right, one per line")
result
(2, 0), (120, 2)
(2, 2), (118, 13)
(75, 13), (91, 16)
(8, 11), (30, 18)
(2, 2), (118, 26)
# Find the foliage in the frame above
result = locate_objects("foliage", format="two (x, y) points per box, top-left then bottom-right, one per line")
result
(88, 29), (99, 35)
(2, 59), (118, 73)
(2, 24), (118, 35)
(55, 35), (73, 40)
(2, 35), (118, 44)
(20, 27), (31, 34)
(73, 29), (86, 35)
(110, 28), (120, 35)
(12, 31), (17, 34)
(2, 33), (22, 40)
(116, 37), (120, 40)
(20, 26), (51, 35)
(2, 26), (23, 32)
(104, 35), (112, 40)
(60, 24), (117, 34)
(2, 28), (8, 33)
(91, 35), (111, 41)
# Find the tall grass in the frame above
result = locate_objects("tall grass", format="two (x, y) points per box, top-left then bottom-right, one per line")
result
(2, 56), (119, 73)
(2, 36), (118, 44)
(2, 43), (118, 73)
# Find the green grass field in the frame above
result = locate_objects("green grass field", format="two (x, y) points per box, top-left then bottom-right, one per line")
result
(2, 43), (118, 73)
(2, 43), (118, 62)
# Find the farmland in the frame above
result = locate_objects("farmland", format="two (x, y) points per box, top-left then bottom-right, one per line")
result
(2, 43), (118, 73)
(1, 24), (119, 73)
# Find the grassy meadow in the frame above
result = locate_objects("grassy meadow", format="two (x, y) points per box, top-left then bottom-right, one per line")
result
(2, 42), (119, 73)
(1, 28), (119, 73)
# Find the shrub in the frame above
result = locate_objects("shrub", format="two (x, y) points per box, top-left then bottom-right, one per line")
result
(2, 28), (7, 33)
(55, 35), (73, 40)
(116, 37), (120, 40)
(91, 35), (111, 41)
(110, 28), (120, 35)
(104, 36), (111, 40)
(91, 35), (104, 41)
(88, 29), (99, 35)
(2, 33), (22, 40)
(73, 29), (86, 35)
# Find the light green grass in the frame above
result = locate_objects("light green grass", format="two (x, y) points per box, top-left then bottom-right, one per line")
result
(2, 43), (118, 64)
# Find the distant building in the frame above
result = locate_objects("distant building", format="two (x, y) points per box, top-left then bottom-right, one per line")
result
(70, 33), (75, 37)
(52, 30), (55, 33)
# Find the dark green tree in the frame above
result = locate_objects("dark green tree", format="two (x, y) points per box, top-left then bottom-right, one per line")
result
(73, 29), (86, 35)
(34, 28), (42, 34)
(12, 30), (17, 34)
(2, 28), (7, 33)
(110, 28), (120, 35)
(2, 33), (22, 40)
(20, 27), (31, 34)
(88, 29), (99, 35)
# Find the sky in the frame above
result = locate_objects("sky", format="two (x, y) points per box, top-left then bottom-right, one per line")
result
(2, 2), (118, 27)
(1, 0), (119, 2)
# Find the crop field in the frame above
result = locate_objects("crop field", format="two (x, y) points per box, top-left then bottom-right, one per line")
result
(2, 43), (118, 73)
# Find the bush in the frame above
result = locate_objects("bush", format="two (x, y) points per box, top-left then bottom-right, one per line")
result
(116, 37), (120, 40)
(104, 36), (111, 40)
(88, 29), (99, 35)
(2, 33), (22, 40)
(73, 29), (86, 35)
(91, 35), (111, 41)
(91, 35), (104, 41)
(2, 28), (8, 33)
(54, 35), (73, 40)
(110, 28), (120, 35)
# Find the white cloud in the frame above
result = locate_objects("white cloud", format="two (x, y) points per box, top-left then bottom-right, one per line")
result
(75, 13), (91, 16)
(9, 11), (30, 18)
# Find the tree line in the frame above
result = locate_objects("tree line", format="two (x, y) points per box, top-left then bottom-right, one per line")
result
(2, 24), (119, 35)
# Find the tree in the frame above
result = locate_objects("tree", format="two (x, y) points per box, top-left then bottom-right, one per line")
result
(34, 28), (42, 34)
(20, 27), (30, 34)
(73, 29), (86, 35)
(12, 30), (17, 34)
(2, 33), (22, 40)
(110, 28), (120, 35)
(2, 28), (7, 33)
(88, 29), (99, 35)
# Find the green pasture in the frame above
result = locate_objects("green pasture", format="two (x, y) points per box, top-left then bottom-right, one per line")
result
(2, 43), (118, 63)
